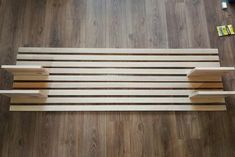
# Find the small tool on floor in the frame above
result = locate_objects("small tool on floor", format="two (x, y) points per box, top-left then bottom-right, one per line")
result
(217, 24), (235, 37)
(221, 0), (228, 9)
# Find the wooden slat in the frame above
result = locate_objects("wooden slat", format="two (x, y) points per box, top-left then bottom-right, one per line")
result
(7, 89), (222, 96)
(0, 90), (47, 98)
(1, 65), (48, 75)
(16, 61), (220, 68)
(14, 75), (222, 82)
(13, 82), (223, 89)
(16, 68), (193, 75)
(187, 67), (235, 76)
(11, 97), (225, 104)
(18, 47), (219, 54)
(17, 54), (219, 61)
(190, 91), (235, 98)
(9, 105), (226, 111)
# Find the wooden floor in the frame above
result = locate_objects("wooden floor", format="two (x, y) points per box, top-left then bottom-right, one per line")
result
(0, 0), (235, 156)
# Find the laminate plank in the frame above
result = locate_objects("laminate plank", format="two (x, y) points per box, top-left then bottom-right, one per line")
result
(145, 0), (168, 47)
(185, 0), (210, 47)
(165, 1), (189, 48)
(9, 105), (227, 111)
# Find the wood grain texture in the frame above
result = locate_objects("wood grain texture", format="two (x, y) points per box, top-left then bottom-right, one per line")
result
(9, 105), (227, 112)
(1, 65), (49, 75)
(18, 47), (219, 54)
(13, 75), (222, 82)
(190, 91), (235, 98)
(10, 97), (225, 104)
(187, 67), (235, 76)
(17, 54), (219, 61)
(17, 61), (220, 68)
(0, 90), (47, 98)
(13, 82), (223, 89)
(0, 0), (235, 157)
(6, 89), (223, 96)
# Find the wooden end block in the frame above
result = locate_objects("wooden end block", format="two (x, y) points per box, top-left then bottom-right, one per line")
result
(190, 91), (235, 98)
(0, 90), (47, 98)
(1, 65), (49, 75)
(187, 67), (235, 77)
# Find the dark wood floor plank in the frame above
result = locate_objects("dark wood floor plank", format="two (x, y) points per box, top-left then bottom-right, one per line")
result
(145, 0), (168, 48)
(165, 1), (189, 48)
(185, 0), (210, 48)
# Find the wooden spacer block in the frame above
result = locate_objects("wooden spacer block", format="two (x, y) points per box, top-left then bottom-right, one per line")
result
(1, 65), (49, 75)
(187, 67), (235, 77)
(0, 90), (47, 98)
(190, 91), (235, 98)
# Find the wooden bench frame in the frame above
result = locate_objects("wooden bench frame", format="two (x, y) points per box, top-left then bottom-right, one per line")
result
(1, 48), (235, 112)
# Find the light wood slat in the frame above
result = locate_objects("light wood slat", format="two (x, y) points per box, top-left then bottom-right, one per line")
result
(14, 68), (226, 75)
(36, 89), (219, 96)
(13, 82), (223, 89)
(18, 47), (219, 54)
(7, 89), (222, 96)
(190, 91), (235, 98)
(9, 105), (226, 111)
(31, 68), (192, 75)
(16, 61), (220, 68)
(14, 75), (222, 82)
(17, 54), (219, 61)
(0, 90), (47, 98)
(1, 65), (48, 75)
(11, 97), (225, 104)
(187, 67), (235, 76)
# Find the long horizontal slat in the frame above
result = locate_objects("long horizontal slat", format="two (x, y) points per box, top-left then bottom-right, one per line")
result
(8, 89), (222, 96)
(187, 67), (235, 76)
(18, 47), (219, 54)
(190, 91), (235, 98)
(17, 54), (219, 61)
(11, 97), (225, 104)
(16, 61), (220, 67)
(14, 75), (222, 82)
(13, 82), (223, 89)
(27, 68), (192, 75)
(0, 90), (46, 98)
(11, 68), (217, 75)
(9, 105), (226, 111)
(1, 65), (48, 75)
